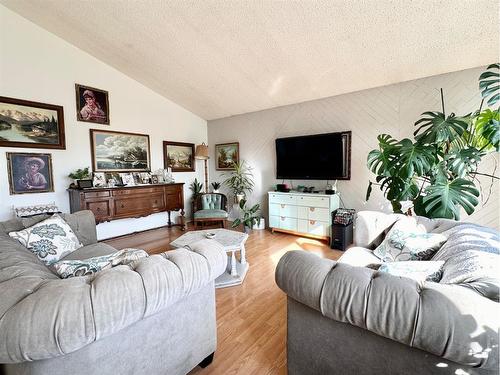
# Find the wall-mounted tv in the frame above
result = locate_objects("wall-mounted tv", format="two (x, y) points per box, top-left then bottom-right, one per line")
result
(275, 131), (351, 180)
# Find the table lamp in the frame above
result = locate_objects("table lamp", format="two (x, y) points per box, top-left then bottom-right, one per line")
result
(195, 142), (209, 193)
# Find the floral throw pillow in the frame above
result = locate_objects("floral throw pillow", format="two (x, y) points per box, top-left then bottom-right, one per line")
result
(379, 261), (445, 282)
(52, 248), (148, 278)
(9, 214), (83, 265)
(374, 219), (447, 262)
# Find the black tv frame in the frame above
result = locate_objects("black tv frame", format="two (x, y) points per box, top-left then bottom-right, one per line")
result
(275, 131), (351, 180)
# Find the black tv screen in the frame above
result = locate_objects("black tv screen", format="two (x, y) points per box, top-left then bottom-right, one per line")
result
(275, 131), (351, 180)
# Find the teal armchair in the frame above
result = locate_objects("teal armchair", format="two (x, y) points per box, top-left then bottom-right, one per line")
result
(193, 193), (228, 228)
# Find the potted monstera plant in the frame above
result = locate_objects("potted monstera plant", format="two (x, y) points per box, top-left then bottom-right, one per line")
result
(366, 63), (499, 219)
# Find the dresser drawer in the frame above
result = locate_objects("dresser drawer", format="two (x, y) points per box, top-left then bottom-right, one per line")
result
(279, 216), (297, 231)
(84, 191), (110, 199)
(112, 187), (163, 196)
(308, 207), (330, 222)
(269, 215), (280, 228)
(308, 220), (329, 237)
(297, 219), (308, 233)
(280, 204), (297, 218)
(85, 200), (111, 218)
(296, 195), (330, 208)
(297, 206), (309, 219)
(269, 203), (281, 217)
(269, 193), (297, 205)
(114, 194), (165, 215)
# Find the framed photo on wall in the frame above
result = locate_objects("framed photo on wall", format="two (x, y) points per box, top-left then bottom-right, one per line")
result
(0, 96), (65, 149)
(75, 84), (110, 125)
(90, 129), (151, 172)
(215, 142), (239, 170)
(163, 141), (195, 172)
(6, 152), (54, 195)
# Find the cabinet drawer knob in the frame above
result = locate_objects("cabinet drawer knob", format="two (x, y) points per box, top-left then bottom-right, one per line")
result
(310, 207), (315, 212)
(310, 220), (316, 225)
(96, 207), (101, 211)
(121, 204), (125, 208)
(281, 217), (285, 221)
(281, 204), (285, 208)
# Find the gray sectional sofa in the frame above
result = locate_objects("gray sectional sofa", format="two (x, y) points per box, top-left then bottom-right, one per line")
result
(0, 210), (227, 375)
(276, 211), (499, 375)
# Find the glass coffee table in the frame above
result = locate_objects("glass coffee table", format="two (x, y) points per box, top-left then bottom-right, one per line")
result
(170, 228), (249, 288)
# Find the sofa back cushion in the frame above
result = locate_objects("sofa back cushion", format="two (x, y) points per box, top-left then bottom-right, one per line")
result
(432, 223), (499, 301)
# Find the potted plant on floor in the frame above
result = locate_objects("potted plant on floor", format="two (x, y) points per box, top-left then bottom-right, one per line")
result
(232, 199), (261, 233)
(222, 160), (255, 203)
(366, 63), (499, 219)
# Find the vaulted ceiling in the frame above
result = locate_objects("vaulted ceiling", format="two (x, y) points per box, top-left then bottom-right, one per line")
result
(2, 0), (499, 120)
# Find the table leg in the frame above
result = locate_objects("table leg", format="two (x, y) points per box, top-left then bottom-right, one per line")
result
(240, 243), (247, 265)
(230, 251), (237, 276)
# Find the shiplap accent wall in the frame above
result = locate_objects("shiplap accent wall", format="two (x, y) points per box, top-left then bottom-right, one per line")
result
(208, 67), (499, 229)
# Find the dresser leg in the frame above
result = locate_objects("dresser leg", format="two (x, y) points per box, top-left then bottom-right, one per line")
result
(167, 211), (172, 228)
(180, 209), (186, 230)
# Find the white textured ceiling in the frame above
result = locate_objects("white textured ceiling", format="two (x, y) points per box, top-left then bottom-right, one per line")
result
(2, 0), (499, 120)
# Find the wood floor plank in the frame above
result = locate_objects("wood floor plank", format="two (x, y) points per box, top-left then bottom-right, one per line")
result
(105, 225), (341, 374)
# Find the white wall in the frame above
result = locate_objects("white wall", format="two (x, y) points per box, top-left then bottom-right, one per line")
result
(208, 67), (499, 230)
(0, 5), (207, 239)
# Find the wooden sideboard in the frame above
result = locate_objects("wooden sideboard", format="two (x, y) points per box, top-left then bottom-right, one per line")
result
(68, 183), (185, 229)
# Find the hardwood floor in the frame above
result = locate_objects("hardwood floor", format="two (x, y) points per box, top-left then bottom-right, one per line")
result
(105, 225), (343, 374)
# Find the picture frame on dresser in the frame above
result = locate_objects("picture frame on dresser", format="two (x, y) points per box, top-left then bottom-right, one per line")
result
(90, 129), (151, 172)
(0, 96), (65, 149)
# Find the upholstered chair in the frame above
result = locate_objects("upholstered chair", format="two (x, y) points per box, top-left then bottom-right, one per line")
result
(193, 193), (228, 228)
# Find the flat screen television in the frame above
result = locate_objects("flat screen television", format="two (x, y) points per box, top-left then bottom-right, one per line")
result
(275, 131), (351, 180)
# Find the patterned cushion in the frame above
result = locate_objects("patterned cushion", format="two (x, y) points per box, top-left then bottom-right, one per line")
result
(52, 248), (148, 278)
(374, 218), (447, 262)
(379, 261), (445, 282)
(194, 209), (228, 219)
(9, 214), (83, 265)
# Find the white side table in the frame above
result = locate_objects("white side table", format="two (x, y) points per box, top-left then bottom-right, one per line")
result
(170, 229), (249, 288)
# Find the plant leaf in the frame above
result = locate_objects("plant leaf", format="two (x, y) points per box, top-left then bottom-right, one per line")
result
(394, 138), (435, 178)
(446, 147), (482, 178)
(479, 63), (499, 107)
(422, 178), (479, 219)
(414, 111), (468, 144)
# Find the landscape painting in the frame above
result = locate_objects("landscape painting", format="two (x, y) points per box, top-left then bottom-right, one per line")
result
(163, 141), (195, 172)
(0, 96), (65, 149)
(215, 142), (239, 170)
(90, 129), (150, 172)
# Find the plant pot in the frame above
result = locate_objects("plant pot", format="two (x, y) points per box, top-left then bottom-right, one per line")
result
(253, 218), (265, 230)
(236, 193), (245, 203)
(213, 189), (219, 193)
(243, 225), (252, 234)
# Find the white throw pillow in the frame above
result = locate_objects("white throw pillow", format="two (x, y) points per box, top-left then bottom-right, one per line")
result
(379, 261), (445, 282)
(9, 214), (83, 265)
(374, 217), (447, 262)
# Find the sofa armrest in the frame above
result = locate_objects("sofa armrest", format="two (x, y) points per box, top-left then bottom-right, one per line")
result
(0, 239), (227, 363)
(276, 250), (499, 369)
(62, 210), (98, 245)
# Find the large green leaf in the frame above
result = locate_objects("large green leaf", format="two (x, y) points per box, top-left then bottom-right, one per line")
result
(422, 178), (479, 219)
(476, 109), (499, 151)
(479, 63), (499, 107)
(377, 175), (419, 202)
(367, 134), (399, 176)
(394, 138), (435, 178)
(446, 147), (482, 178)
(414, 111), (468, 144)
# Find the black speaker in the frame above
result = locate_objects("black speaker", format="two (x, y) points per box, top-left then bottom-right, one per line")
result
(330, 222), (353, 251)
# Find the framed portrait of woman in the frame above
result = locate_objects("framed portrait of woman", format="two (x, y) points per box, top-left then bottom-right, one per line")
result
(6, 152), (54, 195)
(75, 84), (110, 125)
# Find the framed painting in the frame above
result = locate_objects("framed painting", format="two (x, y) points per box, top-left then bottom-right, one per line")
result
(75, 84), (110, 125)
(215, 142), (239, 170)
(90, 129), (151, 172)
(0, 96), (65, 149)
(6, 152), (54, 195)
(163, 141), (195, 172)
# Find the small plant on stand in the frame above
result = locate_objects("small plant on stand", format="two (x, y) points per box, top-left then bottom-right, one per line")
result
(68, 167), (91, 188)
(232, 199), (261, 233)
(211, 182), (221, 193)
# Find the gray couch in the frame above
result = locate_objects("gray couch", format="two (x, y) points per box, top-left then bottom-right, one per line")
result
(276, 211), (499, 375)
(0, 210), (227, 375)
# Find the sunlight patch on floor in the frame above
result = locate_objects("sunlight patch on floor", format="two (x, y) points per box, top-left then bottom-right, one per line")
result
(269, 239), (324, 266)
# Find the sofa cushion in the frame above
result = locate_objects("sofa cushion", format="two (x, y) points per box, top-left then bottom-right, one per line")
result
(8, 214), (83, 265)
(61, 243), (117, 260)
(432, 223), (500, 301)
(194, 209), (228, 219)
(378, 261), (444, 282)
(52, 249), (148, 278)
(373, 218), (447, 262)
